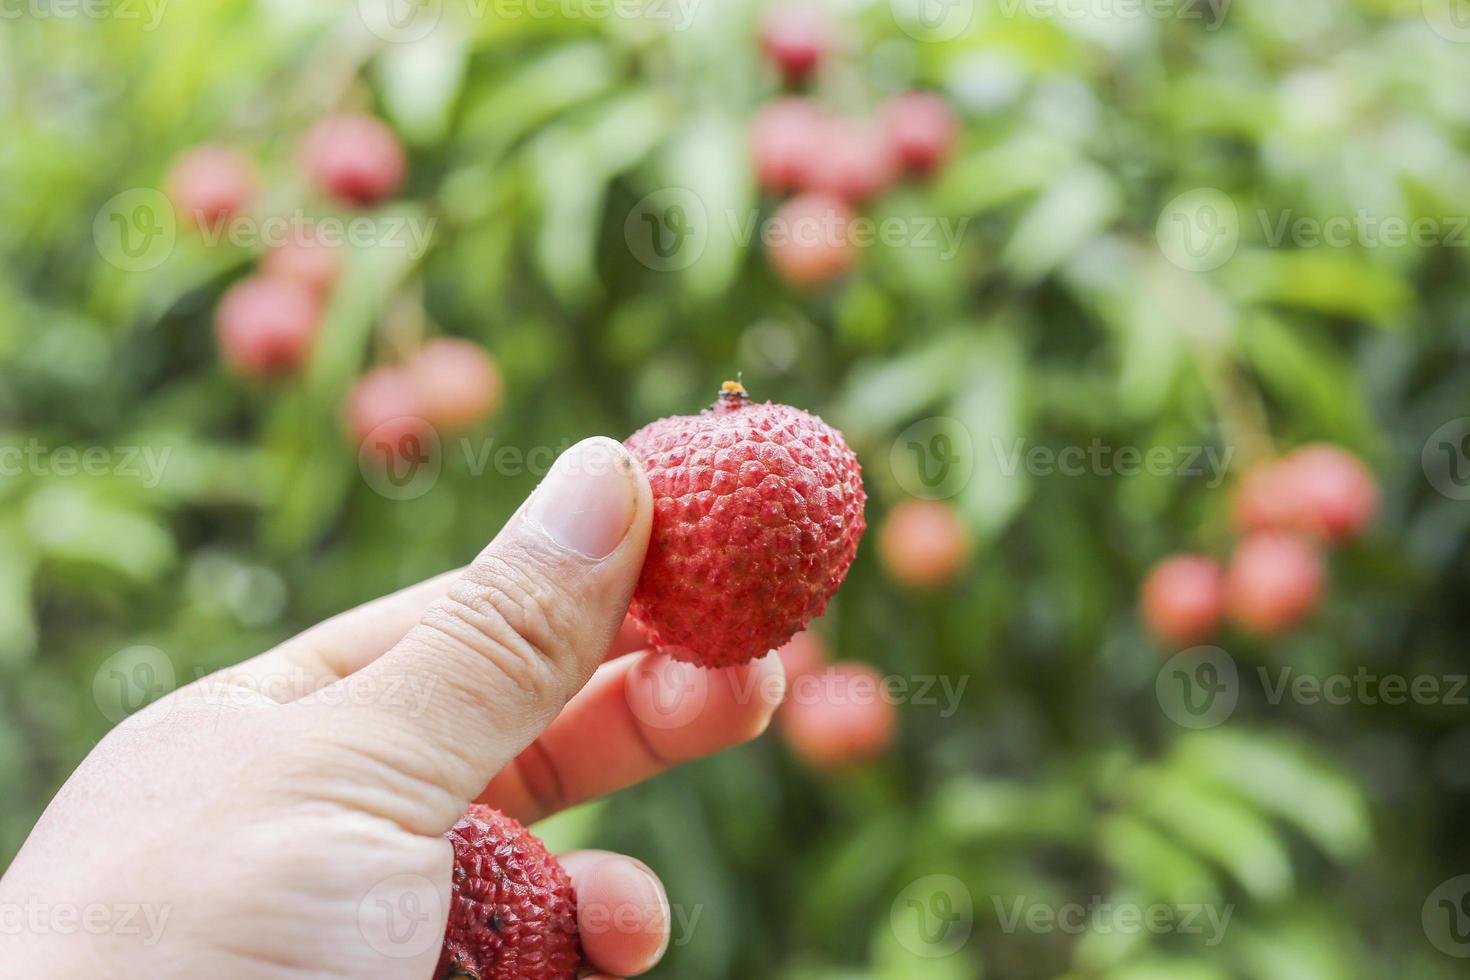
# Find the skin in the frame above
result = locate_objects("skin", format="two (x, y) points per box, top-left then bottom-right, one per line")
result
(0, 436), (785, 979)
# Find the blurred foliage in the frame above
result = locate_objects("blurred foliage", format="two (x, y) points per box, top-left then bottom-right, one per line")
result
(2, 1), (1469, 978)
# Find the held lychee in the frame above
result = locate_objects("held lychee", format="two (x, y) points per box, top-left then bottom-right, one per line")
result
(409, 338), (504, 433)
(767, 192), (858, 287)
(780, 662), (896, 770)
(300, 114), (407, 206)
(1224, 532), (1325, 636)
(1140, 554), (1224, 647)
(215, 275), (321, 378)
(623, 382), (866, 668)
(758, 4), (832, 81)
(166, 144), (255, 230)
(439, 806), (582, 980)
(883, 91), (957, 177)
(877, 500), (971, 589)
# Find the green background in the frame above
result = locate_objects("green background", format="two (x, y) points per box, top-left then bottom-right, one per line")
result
(2, 1), (1469, 977)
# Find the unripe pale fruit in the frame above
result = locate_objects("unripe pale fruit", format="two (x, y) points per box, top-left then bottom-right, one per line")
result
(750, 97), (824, 193)
(767, 192), (858, 287)
(1232, 445), (1378, 542)
(623, 382), (867, 668)
(166, 144), (255, 230)
(1224, 533), (1325, 636)
(299, 114), (406, 206)
(758, 4), (831, 80)
(877, 500), (971, 588)
(214, 276), (321, 378)
(883, 91), (957, 176)
(260, 225), (342, 296)
(780, 662), (896, 770)
(1140, 554), (1224, 647)
(407, 338), (503, 433)
(439, 806), (582, 980)
(345, 366), (434, 467)
(801, 117), (898, 203)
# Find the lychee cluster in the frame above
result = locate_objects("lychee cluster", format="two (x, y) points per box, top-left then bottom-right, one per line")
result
(776, 631), (896, 771)
(167, 114), (501, 456)
(876, 500), (972, 589)
(1141, 444), (1378, 646)
(749, 5), (958, 287)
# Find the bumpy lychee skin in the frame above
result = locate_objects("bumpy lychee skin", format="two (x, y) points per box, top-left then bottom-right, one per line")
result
(439, 806), (581, 980)
(624, 382), (866, 668)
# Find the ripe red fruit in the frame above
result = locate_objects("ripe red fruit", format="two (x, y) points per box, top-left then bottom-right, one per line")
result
(801, 117), (898, 203)
(440, 805), (581, 980)
(260, 225), (342, 296)
(214, 275), (321, 378)
(883, 91), (957, 177)
(345, 365), (435, 469)
(776, 630), (828, 683)
(758, 4), (831, 80)
(166, 144), (255, 229)
(767, 192), (858, 287)
(877, 500), (971, 588)
(1140, 554), (1224, 647)
(299, 114), (406, 206)
(780, 662), (896, 770)
(408, 338), (503, 433)
(1224, 533), (1325, 636)
(1232, 445), (1377, 542)
(750, 97), (824, 193)
(623, 382), (867, 668)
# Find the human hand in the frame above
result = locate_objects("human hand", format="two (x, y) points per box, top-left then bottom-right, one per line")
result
(0, 437), (786, 979)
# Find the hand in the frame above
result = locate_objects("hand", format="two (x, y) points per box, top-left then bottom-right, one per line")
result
(0, 437), (786, 979)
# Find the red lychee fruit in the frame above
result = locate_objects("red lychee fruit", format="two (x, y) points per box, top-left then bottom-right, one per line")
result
(801, 117), (898, 203)
(767, 192), (858, 287)
(408, 338), (504, 433)
(750, 97), (824, 193)
(877, 500), (971, 589)
(1232, 445), (1377, 542)
(439, 805), (582, 980)
(214, 275), (321, 378)
(345, 365), (436, 468)
(883, 91), (957, 177)
(166, 144), (255, 230)
(299, 114), (407, 206)
(1224, 532), (1325, 636)
(261, 224), (342, 296)
(776, 630), (828, 683)
(758, 4), (831, 80)
(623, 382), (867, 668)
(780, 662), (896, 770)
(1140, 554), (1224, 647)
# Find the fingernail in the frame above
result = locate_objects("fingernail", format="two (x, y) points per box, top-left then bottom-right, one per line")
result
(527, 437), (640, 560)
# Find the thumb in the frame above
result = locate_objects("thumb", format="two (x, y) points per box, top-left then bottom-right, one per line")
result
(306, 436), (651, 828)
